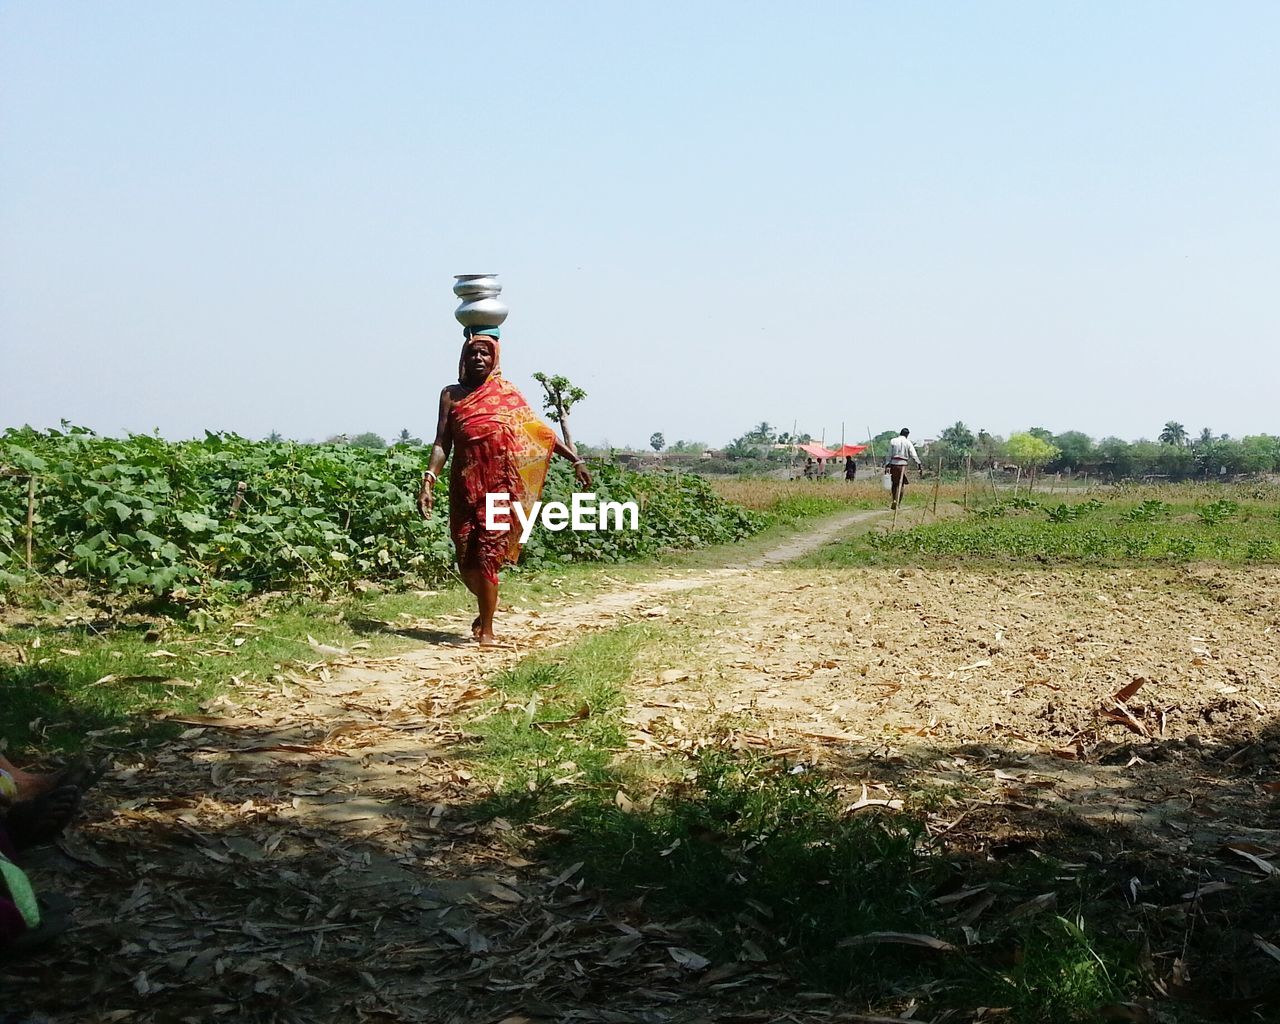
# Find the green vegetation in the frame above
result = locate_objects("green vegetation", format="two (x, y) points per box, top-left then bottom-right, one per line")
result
(0, 427), (762, 602)
(0, 586), (461, 754)
(897, 419), (1280, 479)
(805, 488), (1280, 567)
(1005, 431), (1060, 474)
(464, 625), (1143, 1020)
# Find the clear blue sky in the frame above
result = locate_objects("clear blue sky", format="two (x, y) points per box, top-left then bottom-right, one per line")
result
(3, 1), (1277, 448)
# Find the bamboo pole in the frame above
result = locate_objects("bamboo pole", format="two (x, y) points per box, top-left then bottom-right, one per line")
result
(932, 456), (942, 515)
(963, 454), (970, 511)
(25, 475), (37, 570)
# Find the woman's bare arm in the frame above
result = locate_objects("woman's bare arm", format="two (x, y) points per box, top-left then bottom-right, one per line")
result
(418, 388), (455, 519)
(551, 436), (592, 488)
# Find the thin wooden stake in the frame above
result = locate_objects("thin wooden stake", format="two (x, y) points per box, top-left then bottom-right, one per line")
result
(25, 475), (36, 570)
(932, 456), (942, 515)
(963, 455), (970, 511)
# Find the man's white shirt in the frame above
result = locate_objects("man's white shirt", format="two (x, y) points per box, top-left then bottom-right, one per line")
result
(887, 435), (921, 466)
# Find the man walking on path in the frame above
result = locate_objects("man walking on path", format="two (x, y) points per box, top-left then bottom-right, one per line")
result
(885, 428), (922, 509)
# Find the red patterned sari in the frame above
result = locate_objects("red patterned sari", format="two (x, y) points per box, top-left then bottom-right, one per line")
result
(448, 341), (557, 583)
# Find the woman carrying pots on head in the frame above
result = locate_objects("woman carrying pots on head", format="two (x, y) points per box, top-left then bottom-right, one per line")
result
(418, 326), (591, 645)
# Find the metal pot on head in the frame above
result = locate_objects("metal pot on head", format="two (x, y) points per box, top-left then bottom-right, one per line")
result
(454, 274), (509, 327)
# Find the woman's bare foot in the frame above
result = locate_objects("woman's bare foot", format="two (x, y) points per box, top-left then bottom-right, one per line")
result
(471, 617), (483, 640)
(476, 630), (499, 647)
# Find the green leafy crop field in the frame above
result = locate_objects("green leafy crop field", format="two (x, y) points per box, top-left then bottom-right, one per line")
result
(0, 427), (763, 602)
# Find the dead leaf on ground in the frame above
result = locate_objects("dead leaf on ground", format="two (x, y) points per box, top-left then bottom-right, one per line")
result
(1223, 846), (1277, 876)
(93, 674), (196, 688)
(1254, 934), (1280, 965)
(1113, 677), (1148, 704)
(1181, 880), (1232, 899)
(306, 635), (349, 656)
(1009, 892), (1057, 920)
(837, 931), (956, 952)
(844, 783), (904, 812)
(668, 946), (711, 971)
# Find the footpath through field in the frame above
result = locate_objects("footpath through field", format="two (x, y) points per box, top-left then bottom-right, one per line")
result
(14, 505), (1280, 1022)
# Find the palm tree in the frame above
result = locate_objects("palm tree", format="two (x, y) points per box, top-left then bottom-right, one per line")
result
(1159, 421), (1187, 446)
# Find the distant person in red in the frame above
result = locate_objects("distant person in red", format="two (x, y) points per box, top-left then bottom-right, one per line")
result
(885, 428), (922, 509)
(418, 327), (590, 646)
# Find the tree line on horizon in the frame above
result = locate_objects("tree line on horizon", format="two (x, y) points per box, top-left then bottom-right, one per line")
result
(296, 419), (1280, 480)
(594, 421), (1280, 480)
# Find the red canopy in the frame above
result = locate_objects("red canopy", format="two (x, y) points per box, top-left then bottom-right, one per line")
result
(830, 444), (868, 457)
(796, 442), (835, 459)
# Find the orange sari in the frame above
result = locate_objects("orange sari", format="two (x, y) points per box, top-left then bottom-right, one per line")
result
(448, 340), (557, 583)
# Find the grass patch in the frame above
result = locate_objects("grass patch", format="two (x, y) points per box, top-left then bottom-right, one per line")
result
(0, 592), (426, 757)
(709, 477), (881, 514)
(986, 917), (1139, 1024)
(467, 625), (655, 806)
(801, 489), (1280, 568)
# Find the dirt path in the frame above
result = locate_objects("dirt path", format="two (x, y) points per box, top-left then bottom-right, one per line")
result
(14, 511), (1280, 1023)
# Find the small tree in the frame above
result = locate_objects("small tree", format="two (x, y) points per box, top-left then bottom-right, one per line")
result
(939, 421), (975, 452)
(1242, 435), (1280, 473)
(1159, 421), (1188, 446)
(972, 429), (1005, 469)
(532, 372), (587, 453)
(1005, 432), (1059, 479)
(1051, 430), (1094, 471)
(649, 432), (666, 452)
(1097, 436), (1134, 477)
(266, 430), (284, 443)
(349, 432), (387, 450)
(396, 428), (422, 446)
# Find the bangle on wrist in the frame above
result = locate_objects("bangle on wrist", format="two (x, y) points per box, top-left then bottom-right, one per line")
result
(424, 470), (437, 484)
